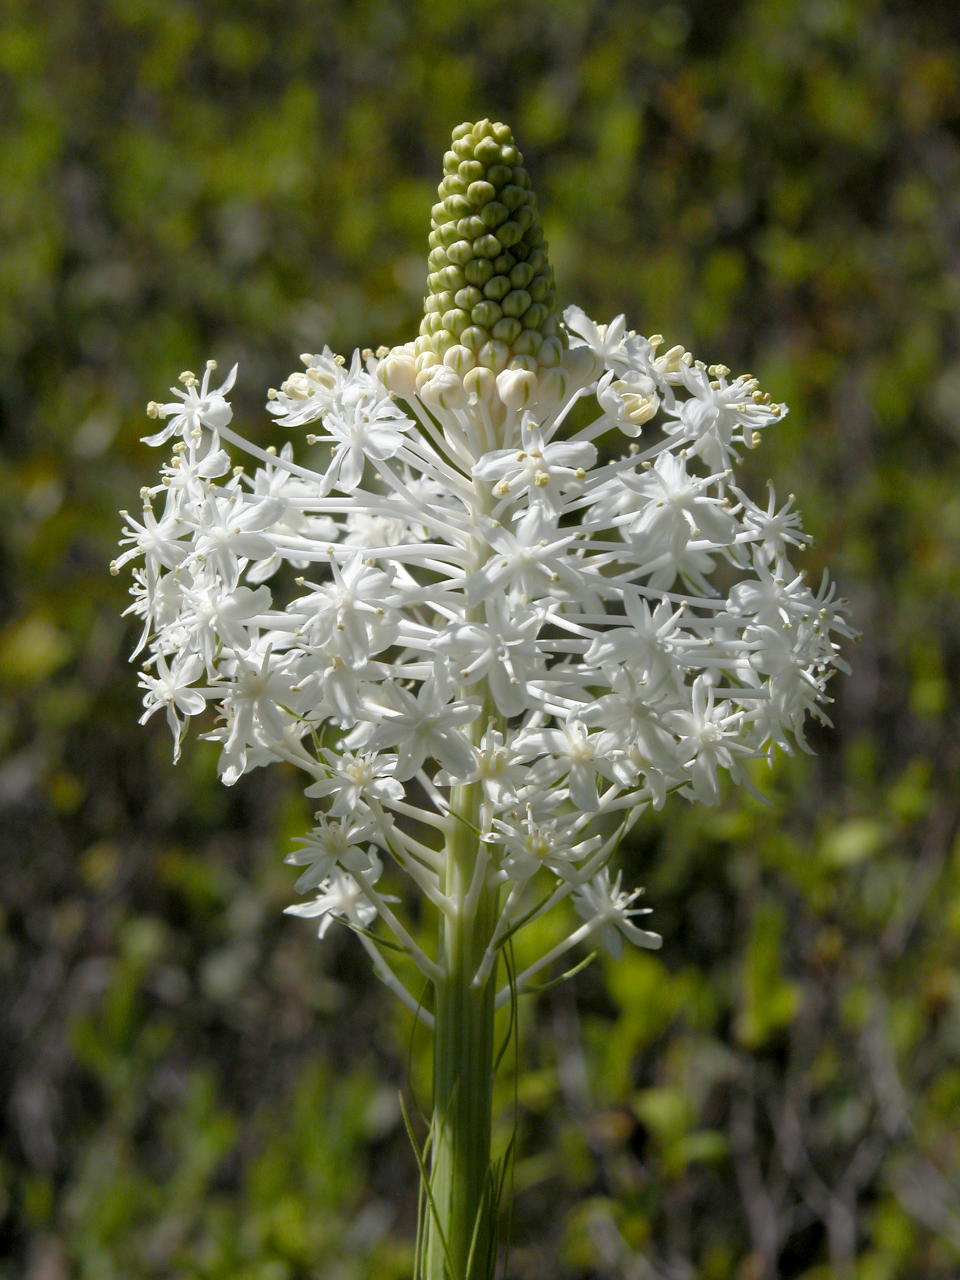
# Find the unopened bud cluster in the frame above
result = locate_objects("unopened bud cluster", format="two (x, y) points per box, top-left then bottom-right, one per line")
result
(380, 119), (577, 415)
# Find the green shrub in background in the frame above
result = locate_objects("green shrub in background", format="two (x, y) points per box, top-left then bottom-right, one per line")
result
(2, 1), (959, 1276)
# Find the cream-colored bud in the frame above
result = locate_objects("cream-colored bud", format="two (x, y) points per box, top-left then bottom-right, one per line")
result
(419, 365), (468, 411)
(496, 368), (538, 409)
(443, 344), (477, 374)
(463, 366), (497, 404)
(378, 345), (418, 399)
(415, 351), (441, 377)
(282, 372), (313, 400)
(477, 340), (510, 372)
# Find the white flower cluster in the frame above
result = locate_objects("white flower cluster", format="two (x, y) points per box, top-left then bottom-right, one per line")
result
(115, 306), (851, 1010)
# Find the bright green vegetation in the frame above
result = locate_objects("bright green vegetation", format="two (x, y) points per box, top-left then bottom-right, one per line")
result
(2, 2), (959, 1277)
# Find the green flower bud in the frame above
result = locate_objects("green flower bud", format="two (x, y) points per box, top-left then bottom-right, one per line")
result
(483, 275), (511, 301)
(461, 326), (487, 351)
(502, 289), (531, 318)
(514, 329), (543, 356)
(473, 234), (503, 259)
(439, 265), (465, 291)
(486, 164), (513, 188)
(500, 185), (527, 212)
(509, 262), (534, 289)
(472, 300), (502, 328)
(417, 120), (566, 375)
(480, 202), (509, 229)
(455, 286), (483, 310)
(467, 180), (496, 205)
(522, 302), (548, 330)
(495, 220), (523, 248)
(464, 258), (494, 286)
(435, 223), (461, 248)
(447, 240), (474, 266)
(478, 340), (510, 371)
(442, 308), (470, 336)
(529, 275), (550, 303)
(492, 317), (522, 343)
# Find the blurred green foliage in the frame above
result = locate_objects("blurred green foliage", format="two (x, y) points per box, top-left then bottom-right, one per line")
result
(2, 0), (960, 1276)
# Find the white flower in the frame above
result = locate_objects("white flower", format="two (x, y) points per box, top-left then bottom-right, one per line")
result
(619, 452), (738, 549)
(208, 644), (302, 784)
(513, 719), (627, 813)
(657, 360), (786, 470)
(267, 349), (342, 428)
(284, 856), (393, 940)
(467, 507), (586, 605)
(144, 361), (237, 447)
(137, 651), (208, 758)
(185, 491), (286, 589)
(573, 869), (662, 957)
(304, 352), (413, 493)
(173, 579), (272, 671)
(732, 482), (809, 564)
(119, 307), (850, 986)
(434, 601), (547, 718)
(285, 816), (377, 893)
(280, 558), (399, 665)
(597, 368), (661, 436)
(474, 417), (596, 513)
(583, 596), (683, 694)
(305, 751), (404, 816)
(113, 501), (190, 582)
(357, 677), (482, 782)
(665, 677), (755, 804)
(491, 808), (601, 885)
(564, 305), (630, 367)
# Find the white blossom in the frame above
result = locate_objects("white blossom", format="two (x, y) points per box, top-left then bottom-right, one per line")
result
(284, 855), (393, 939)
(573, 869), (662, 957)
(143, 361), (237, 448)
(118, 313), (852, 998)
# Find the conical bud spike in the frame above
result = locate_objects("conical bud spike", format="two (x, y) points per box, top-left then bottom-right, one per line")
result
(415, 120), (567, 380)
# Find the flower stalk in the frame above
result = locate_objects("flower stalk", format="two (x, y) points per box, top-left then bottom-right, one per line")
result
(425, 774), (500, 1279)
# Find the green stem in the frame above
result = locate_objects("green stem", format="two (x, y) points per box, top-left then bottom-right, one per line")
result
(423, 776), (500, 1280)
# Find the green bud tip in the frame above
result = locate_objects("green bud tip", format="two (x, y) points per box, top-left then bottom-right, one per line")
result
(414, 120), (566, 381)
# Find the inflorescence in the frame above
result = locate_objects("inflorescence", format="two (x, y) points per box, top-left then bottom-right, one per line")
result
(115, 121), (852, 1013)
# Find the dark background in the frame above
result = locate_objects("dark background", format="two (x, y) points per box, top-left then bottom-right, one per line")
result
(2, 1), (960, 1276)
